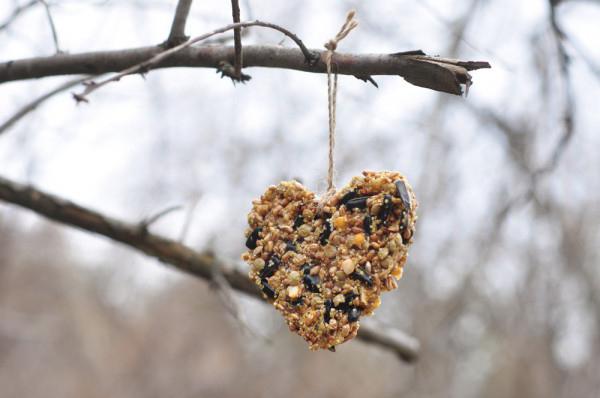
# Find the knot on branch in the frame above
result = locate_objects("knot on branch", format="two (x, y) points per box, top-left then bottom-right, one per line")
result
(323, 10), (358, 67)
(323, 10), (358, 53)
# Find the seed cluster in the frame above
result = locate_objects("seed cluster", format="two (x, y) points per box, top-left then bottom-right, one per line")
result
(242, 171), (418, 350)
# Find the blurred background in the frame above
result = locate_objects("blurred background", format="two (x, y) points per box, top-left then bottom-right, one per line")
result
(1, 0), (599, 397)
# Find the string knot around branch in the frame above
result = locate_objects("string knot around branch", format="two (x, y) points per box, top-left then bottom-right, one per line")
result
(323, 10), (358, 64)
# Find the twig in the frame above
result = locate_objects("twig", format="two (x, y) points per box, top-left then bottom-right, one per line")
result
(178, 195), (200, 243)
(230, 0), (243, 78)
(165, 0), (193, 47)
(0, 174), (420, 362)
(71, 20), (320, 102)
(0, 75), (89, 136)
(0, 0), (37, 32)
(38, 0), (61, 54)
(209, 253), (273, 344)
(539, 0), (574, 175)
(138, 204), (183, 232)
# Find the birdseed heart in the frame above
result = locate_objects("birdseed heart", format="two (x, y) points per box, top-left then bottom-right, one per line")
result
(242, 171), (418, 351)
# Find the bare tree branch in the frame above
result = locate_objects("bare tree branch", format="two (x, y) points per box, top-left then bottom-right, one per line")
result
(541, 0), (575, 174)
(69, 20), (320, 102)
(38, 0), (61, 53)
(0, 75), (89, 136)
(1, 44), (490, 96)
(165, 0), (193, 47)
(230, 0), (243, 78)
(0, 0), (37, 32)
(139, 204), (183, 232)
(0, 174), (420, 362)
(178, 195), (200, 243)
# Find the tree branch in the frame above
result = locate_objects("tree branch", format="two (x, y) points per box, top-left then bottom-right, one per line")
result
(70, 20), (319, 102)
(230, 0), (243, 78)
(166, 0), (193, 47)
(540, 0), (574, 174)
(0, 0), (37, 32)
(1, 44), (490, 96)
(0, 75), (88, 136)
(0, 174), (420, 362)
(38, 0), (61, 54)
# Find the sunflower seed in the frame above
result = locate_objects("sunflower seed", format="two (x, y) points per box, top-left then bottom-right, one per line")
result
(245, 227), (262, 249)
(303, 274), (320, 292)
(363, 214), (372, 235)
(379, 194), (393, 224)
(340, 190), (358, 205)
(394, 180), (411, 210)
(319, 219), (332, 245)
(345, 196), (369, 211)
(347, 307), (361, 322)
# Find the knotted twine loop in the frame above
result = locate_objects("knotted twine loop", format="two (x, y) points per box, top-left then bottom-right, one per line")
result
(319, 10), (358, 211)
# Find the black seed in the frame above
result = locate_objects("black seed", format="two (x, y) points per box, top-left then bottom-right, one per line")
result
(345, 292), (358, 305)
(291, 297), (304, 306)
(303, 274), (320, 292)
(261, 280), (276, 299)
(301, 263), (311, 275)
(394, 180), (411, 210)
(328, 346), (336, 352)
(340, 190), (358, 205)
(345, 196), (369, 211)
(379, 194), (393, 224)
(324, 299), (333, 323)
(319, 219), (332, 245)
(259, 254), (281, 279)
(399, 211), (413, 244)
(363, 214), (372, 235)
(270, 254), (281, 267)
(285, 241), (297, 252)
(351, 268), (373, 287)
(335, 293), (358, 312)
(320, 211), (332, 220)
(245, 227), (262, 249)
(293, 214), (304, 229)
(399, 212), (408, 235)
(348, 307), (361, 322)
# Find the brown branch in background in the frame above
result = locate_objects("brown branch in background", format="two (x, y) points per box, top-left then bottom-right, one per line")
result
(459, 3), (575, 231)
(0, 75), (89, 136)
(539, 0), (574, 175)
(0, 0), (37, 32)
(165, 0), (193, 47)
(69, 20), (319, 102)
(209, 251), (273, 344)
(230, 0), (243, 78)
(38, 0), (61, 54)
(0, 174), (420, 362)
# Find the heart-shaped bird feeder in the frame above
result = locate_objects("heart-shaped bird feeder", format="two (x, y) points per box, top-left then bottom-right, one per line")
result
(242, 171), (417, 351)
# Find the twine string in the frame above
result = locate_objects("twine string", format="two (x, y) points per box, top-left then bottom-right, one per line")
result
(323, 10), (358, 195)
